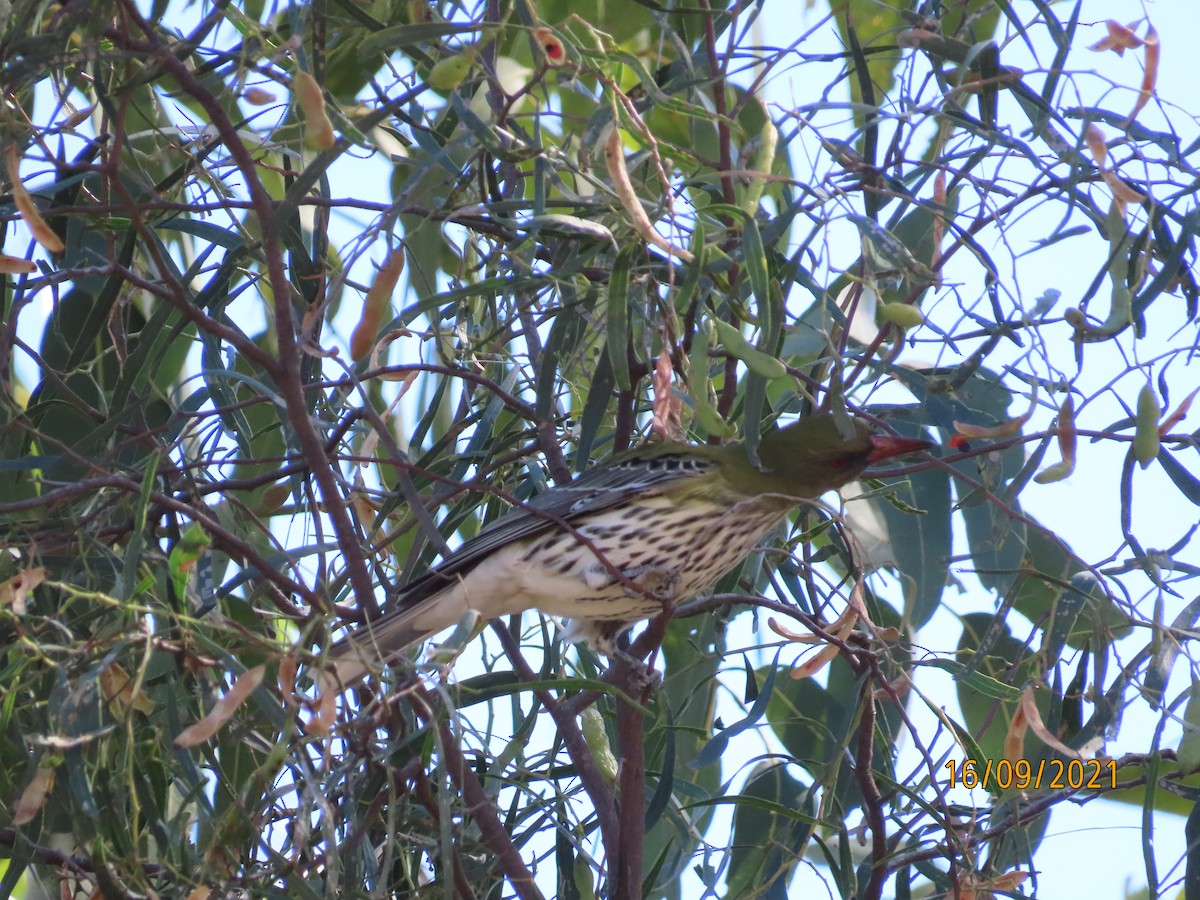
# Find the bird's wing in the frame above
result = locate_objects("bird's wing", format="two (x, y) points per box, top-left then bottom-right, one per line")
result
(329, 449), (721, 683)
(393, 450), (720, 605)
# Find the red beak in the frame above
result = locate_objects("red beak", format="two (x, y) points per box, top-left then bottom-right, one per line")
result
(866, 434), (932, 464)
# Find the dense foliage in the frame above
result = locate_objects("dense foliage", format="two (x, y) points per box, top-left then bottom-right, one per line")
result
(1, 1), (1198, 898)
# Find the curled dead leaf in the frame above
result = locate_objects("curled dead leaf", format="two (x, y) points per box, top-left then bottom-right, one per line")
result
(1003, 695), (1029, 763)
(1089, 20), (1145, 55)
(1020, 686), (1089, 760)
(1160, 386), (1199, 434)
(1084, 124), (1108, 166)
(175, 665), (266, 747)
(1126, 24), (1159, 125)
(954, 386), (1037, 439)
(604, 125), (693, 264)
(651, 347), (683, 441)
(100, 662), (156, 716)
(6, 145), (65, 254)
(0, 253), (37, 274)
(12, 763), (56, 826)
(1034, 395), (1076, 483)
(0, 566), (45, 615)
(787, 606), (859, 679)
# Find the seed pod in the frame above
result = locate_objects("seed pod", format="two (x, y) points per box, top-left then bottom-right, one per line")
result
(350, 249), (405, 361)
(687, 322), (737, 439)
(580, 706), (618, 785)
(880, 301), (926, 330)
(428, 52), (475, 91)
(1177, 677), (1200, 774)
(1133, 382), (1161, 468)
(739, 113), (778, 214)
(711, 318), (787, 380)
(294, 71), (335, 150)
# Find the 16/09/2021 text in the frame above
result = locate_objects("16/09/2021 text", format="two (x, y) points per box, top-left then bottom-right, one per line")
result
(943, 758), (1117, 791)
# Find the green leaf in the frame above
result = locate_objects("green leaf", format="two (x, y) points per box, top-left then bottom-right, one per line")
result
(1011, 527), (1131, 654)
(606, 245), (635, 392)
(1158, 447), (1200, 506)
(915, 658), (1024, 702)
(690, 653), (779, 769)
(830, 0), (906, 133)
(956, 612), (1040, 763)
(725, 763), (816, 900)
(862, 408), (950, 629)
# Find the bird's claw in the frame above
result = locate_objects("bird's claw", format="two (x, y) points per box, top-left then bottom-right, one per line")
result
(606, 642), (662, 696)
(622, 564), (678, 601)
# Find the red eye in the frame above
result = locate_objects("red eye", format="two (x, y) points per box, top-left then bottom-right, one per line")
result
(829, 454), (851, 469)
(532, 27), (566, 66)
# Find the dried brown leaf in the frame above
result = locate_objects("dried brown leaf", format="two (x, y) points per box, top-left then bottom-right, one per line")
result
(6, 145), (65, 254)
(0, 253), (37, 274)
(1020, 686), (1088, 760)
(175, 665), (266, 747)
(1126, 24), (1159, 125)
(100, 662), (156, 716)
(1089, 20), (1144, 55)
(604, 126), (693, 264)
(953, 386), (1037, 439)
(0, 566), (46, 615)
(12, 763), (56, 826)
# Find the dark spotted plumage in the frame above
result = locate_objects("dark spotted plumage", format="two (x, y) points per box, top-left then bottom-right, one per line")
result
(330, 414), (929, 684)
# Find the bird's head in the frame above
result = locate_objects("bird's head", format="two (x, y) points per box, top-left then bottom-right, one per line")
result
(732, 413), (931, 499)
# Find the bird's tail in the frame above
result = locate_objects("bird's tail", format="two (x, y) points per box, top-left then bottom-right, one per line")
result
(328, 588), (473, 686)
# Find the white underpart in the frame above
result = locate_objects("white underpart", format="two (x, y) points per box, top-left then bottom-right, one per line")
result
(419, 494), (788, 643)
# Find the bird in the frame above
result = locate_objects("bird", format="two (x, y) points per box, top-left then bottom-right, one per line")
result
(329, 414), (929, 685)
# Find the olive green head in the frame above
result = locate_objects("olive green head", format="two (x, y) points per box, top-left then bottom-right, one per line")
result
(723, 413), (929, 499)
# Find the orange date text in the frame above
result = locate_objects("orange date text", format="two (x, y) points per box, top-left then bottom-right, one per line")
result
(942, 758), (1117, 791)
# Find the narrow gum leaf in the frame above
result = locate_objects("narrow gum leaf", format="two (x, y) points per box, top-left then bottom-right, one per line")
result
(606, 245), (634, 392)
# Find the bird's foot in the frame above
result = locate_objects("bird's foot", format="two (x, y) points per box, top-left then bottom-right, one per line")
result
(622, 564), (678, 601)
(598, 627), (662, 696)
(580, 562), (678, 601)
(612, 650), (663, 695)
